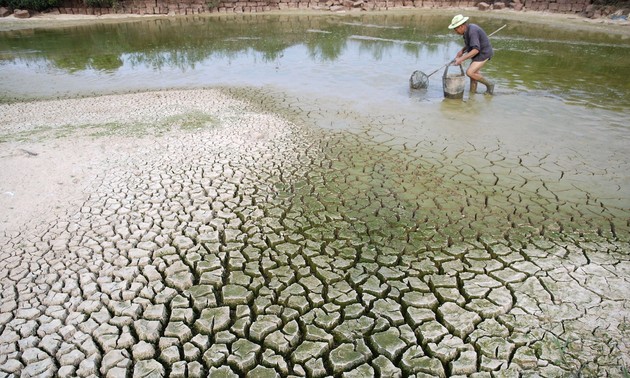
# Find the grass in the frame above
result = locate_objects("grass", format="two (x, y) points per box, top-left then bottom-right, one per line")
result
(0, 111), (220, 143)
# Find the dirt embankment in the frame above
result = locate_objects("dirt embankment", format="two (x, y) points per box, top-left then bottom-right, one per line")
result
(0, 8), (628, 35)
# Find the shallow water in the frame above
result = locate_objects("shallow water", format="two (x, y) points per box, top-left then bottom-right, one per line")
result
(1, 13), (629, 107)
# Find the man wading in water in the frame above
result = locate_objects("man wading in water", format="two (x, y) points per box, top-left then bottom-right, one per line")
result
(449, 14), (495, 95)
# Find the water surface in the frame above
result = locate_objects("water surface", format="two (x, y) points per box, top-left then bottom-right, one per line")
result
(1, 12), (629, 204)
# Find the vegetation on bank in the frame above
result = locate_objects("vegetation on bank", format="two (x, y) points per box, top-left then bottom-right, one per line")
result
(0, 0), (112, 11)
(0, 0), (60, 11)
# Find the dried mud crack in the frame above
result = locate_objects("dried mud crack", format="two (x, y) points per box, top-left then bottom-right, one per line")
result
(0, 88), (629, 377)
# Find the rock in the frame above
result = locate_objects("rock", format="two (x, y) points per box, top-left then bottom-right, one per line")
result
(187, 361), (205, 378)
(400, 346), (445, 377)
(208, 366), (238, 377)
(164, 321), (192, 343)
(132, 340), (156, 360)
(0, 7), (11, 17)
(111, 301), (142, 318)
(170, 361), (186, 378)
(222, 284), (253, 306)
(134, 319), (162, 342)
(512, 346), (538, 369)
(478, 2), (490, 10)
(246, 366), (279, 377)
(194, 307), (231, 334)
(101, 349), (132, 375)
(1, 359), (23, 374)
(20, 358), (55, 377)
(187, 285), (217, 311)
(370, 328), (407, 360)
(494, 1), (505, 9)
(227, 339), (261, 372)
(261, 349), (289, 375)
(304, 358), (327, 376)
(215, 330), (237, 344)
(22, 347), (48, 364)
(426, 334), (464, 363)
(39, 334), (62, 356)
(450, 349), (478, 375)
(190, 334), (210, 350)
(76, 356), (99, 376)
(406, 307), (435, 327)
(159, 345), (181, 364)
(57, 365), (76, 378)
(203, 344), (229, 367)
(305, 325), (334, 347)
(291, 341), (329, 364)
(438, 302), (481, 339)
(59, 349), (86, 366)
(374, 299), (405, 325)
(183, 342), (200, 361)
(343, 363), (374, 377)
(166, 271), (194, 291)
(250, 315), (282, 342)
(372, 355), (402, 377)
(129, 247), (152, 260)
(143, 304), (167, 321)
(18, 335), (38, 351)
(417, 320), (448, 343)
(16, 307), (41, 320)
(173, 235), (195, 250)
(14, 9), (31, 18)
(329, 341), (371, 373)
(133, 359), (165, 377)
(107, 367), (130, 378)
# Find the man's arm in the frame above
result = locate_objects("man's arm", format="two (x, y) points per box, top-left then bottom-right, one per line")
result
(454, 48), (479, 65)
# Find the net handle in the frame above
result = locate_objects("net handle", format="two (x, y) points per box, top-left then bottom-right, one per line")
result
(426, 60), (455, 78)
(488, 24), (507, 37)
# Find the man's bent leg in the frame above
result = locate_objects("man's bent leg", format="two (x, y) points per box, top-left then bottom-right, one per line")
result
(467, 60), (494, 95)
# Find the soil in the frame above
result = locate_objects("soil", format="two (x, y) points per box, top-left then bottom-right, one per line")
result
(0, 8), (629, 35)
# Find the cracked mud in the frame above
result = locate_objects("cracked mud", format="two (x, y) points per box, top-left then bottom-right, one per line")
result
(0, 88), (629, 377)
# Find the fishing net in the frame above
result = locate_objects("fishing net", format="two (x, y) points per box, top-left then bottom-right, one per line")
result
(409, 70), (429, 89)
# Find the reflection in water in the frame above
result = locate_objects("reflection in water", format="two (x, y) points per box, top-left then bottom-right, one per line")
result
(1, 13), (629, 109)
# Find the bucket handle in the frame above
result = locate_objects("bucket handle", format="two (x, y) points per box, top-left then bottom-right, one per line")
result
(443, 64), (465, 78)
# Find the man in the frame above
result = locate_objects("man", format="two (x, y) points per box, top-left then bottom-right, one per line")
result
(449, 14), (495, 95)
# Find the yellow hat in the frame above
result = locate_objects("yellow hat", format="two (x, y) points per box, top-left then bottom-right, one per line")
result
(448, 14), (469, 29)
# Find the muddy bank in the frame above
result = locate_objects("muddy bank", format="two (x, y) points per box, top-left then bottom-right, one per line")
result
(0, 86), (629, 377)
(1, 8), (629, 35)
